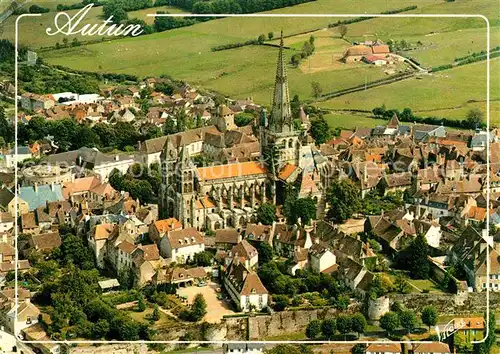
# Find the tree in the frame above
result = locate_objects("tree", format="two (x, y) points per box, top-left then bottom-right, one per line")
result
(256, 203), (277, 225)
(268, 32), (274, 40)
(163, 119), (178, 135)
(391, 300), (404, 314)
(309, 116), (331, 144)
(292, 198), (317, 225)
(336, 315), (352, 340)
(305, 319), (322, 339)
(152, 304), (160, 321)
(92, 319), (110, 339)
(394, 274), (411, 294)
(397, 234), (430, 279)
(351, 343), (366, 354)
(338, 24), (348, 38)
(379, 312), (399, 336)
(137, 295), (146, 312)
(193, 251), (213, 266)
(62, 37), (69, 47)
(190, 293), (207, 321)
(103, 0), (129, 24)
(350, 313), (367, 338)
(256, 242), (274, 265)
(291, 54), (301, 67)
(326, 179), (361, 222)
(258, 34), (266, 44)
(399, 310), (417, 334)
(311, 81), (323, 98)
(234, 112), (254, 127)
(421, 305), (437, 331)
(272, 294), (289, 311)
(466, 108), (484, 128)
(321, 318), (336, 339)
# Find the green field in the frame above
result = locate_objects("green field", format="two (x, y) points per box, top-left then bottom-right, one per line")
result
(318, 58), (500, 126)
(324, 113), (389, 130)
(4, 0), (500, 125)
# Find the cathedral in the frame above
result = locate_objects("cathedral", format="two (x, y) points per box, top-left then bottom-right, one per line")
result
(159, 32), (329, 231)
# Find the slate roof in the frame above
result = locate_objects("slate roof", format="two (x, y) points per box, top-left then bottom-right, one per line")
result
(19, 184), (64, 211)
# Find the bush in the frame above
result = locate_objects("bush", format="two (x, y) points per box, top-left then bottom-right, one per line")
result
(29, 4), (50, 13)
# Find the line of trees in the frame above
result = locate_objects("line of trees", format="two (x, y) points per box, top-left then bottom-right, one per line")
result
(305, 313), (367, 340)
(327, 6), (417, 28)
(380, 304), (438, 337)
(168, 0), (315, 14)
(291, 35), (315, 67)
(372, 105), (486, 129)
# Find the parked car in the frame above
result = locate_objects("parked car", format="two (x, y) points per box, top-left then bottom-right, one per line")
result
(197, 281), (207, 287)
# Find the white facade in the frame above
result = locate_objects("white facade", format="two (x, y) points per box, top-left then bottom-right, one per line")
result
(159, 237), (205, 263)
(94, 156), (135, 181)
(224, 277), (268, 312)
(310, 250), (336, 273)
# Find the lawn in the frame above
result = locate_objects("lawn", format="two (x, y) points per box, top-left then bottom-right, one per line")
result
(318, 58), (500, 126)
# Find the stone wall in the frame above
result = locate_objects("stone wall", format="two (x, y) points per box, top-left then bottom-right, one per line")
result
(391, 291), (499, 314)
(223, 303), (362, 340)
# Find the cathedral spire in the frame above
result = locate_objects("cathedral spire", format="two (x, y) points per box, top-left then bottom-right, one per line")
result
(270, 30), (293, 133)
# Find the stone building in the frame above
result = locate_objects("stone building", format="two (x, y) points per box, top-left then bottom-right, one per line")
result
(158, 32), (328, 230)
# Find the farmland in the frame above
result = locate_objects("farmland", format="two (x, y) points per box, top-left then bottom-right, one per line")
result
(317, 58), (500, 126)
(4, 0), (500, 127)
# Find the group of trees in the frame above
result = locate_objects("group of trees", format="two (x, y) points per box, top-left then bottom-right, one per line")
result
(109, 163), (161, 204)
(31, 229), (152, 340)
(18, 118), (143, 152)
(291, 36), (316, 67)
(309, 115), (331, 144)
(395, 234), (431, 279)
(326, 179), (362, 223)
(372, 105), (486, 130)
(179, 293), (207, 321)
(305, 313), (367, 340)
(379, 304), (437, 337)
(259, 262), (347, 309)
(103, 0), (153, 24)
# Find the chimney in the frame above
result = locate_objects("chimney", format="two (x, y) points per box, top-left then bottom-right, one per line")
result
(115, 155), (119, 161)
(34, 182), (38, 193)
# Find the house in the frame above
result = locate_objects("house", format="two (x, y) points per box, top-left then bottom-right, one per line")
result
(149, 218), (183, 243)
(25, 231), (62, 255)
(273, 223), (313, 259)
(215, 228), (242, 250)
(98, 278), (120, 292)
(334, 235), (378, 268)
(412, 124), (446, 142)
(226, 239), (258, 269)
(412, 342), (451, 354)
(366, 343), (402, 354)
(363, 55), (387, 66)
(214, 105), (237, 132)
(378, 172), (412, 195)
(19, 92), (55, 111)
(132, 244), (162, 286)
(0, 186), (29, 217)
(338, 257), (374, 295)
(453, 317), (485, 342)
(62, 176), (117, 204)
(21, 323), (61, 354)
(153, 266), (207, 287)
(88, 223), (115, 268)
(0, 212), (13, 233)
(46, 147), (136, 181)
(2, 145), (32, 168)
(309, 243), (337, 274)
(5, 299), (40, 334)
(342, 45), (373, 62)
(0, 242), (15, 263)
(159, 227), (205, 263)
(245, 223), (273, 245)
(414, 219), (442, 248)
(0, 260), (31, 280)
(224, 260), (268, 312)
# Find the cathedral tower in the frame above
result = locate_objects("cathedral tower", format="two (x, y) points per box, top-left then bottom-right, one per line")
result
(261, 31), (302, 170)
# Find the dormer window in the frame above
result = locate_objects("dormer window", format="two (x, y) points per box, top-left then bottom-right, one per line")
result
(251, 288), (256, 294)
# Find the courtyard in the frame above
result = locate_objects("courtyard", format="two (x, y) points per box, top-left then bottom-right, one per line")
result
(176, 280), (236, 323)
